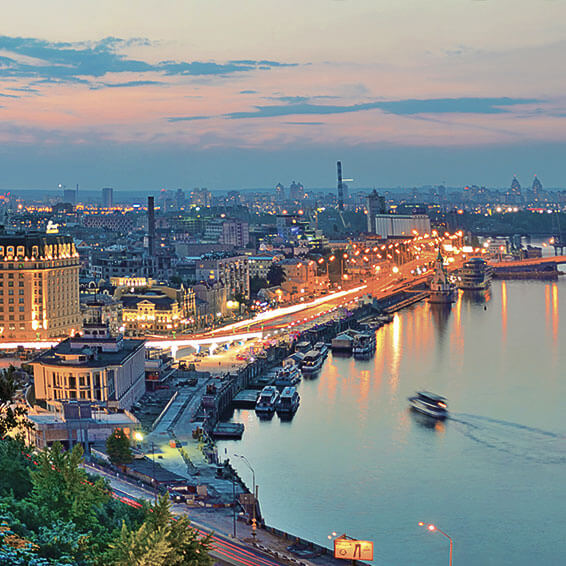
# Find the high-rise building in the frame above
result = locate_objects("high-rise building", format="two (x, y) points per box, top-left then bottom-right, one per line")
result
(508, 176), (523, 203)
(63, 188), (76, 205)
(102, 187), (113, 208)
(531, 176), (542, 202)
(0, 232), (81, 340)
(289, 181), (304, 201)
(365, 190), (386, 233)
(275, 183), (285, 200)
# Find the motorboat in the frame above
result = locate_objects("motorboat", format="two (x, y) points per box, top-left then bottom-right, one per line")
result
(314, 342), (329, 359)
(301, 349), (324, 375)
(275, 364), (302, 389)
(276, 386), (300, 415)
(458, 258), (492, 291)
(352, 331), (376, 358)
(408, 391), (448, 419)
(255, 386), (280, 414)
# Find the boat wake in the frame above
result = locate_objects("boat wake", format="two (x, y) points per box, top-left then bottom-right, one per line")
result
(449, 413), (566, 464)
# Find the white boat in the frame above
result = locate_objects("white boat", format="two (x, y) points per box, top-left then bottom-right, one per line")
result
(428, 251), (457, 304)
(458, 258), (492, 291)
(408, 391), (448, 419)
(276, 386), (300, 414)
(275, 364), (302, 389)
(255, 386), (280, 414)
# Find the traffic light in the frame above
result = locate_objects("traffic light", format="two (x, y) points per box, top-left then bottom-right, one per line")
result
(252, 518), (257, 532)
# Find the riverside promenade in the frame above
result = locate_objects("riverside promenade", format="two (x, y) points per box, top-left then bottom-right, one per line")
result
(85, 463), (368, 566)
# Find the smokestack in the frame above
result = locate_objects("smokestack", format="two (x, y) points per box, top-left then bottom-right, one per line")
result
(148, 196), (155, 256)
(337, 161), (344, 211)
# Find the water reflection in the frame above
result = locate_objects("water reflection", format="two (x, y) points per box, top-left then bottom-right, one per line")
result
(410, 410), (447, 433)
(501, 281), (508, 342)
(429, 303), (452, 338)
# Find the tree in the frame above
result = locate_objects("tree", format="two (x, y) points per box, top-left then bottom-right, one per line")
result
(106, 429), (133, 467)
(0, 368), (31, 439)
(0, 438), (32, 498)
(250, 276), (268, 295)
(31, 443), (110, 532)
(107, 495), (212, 566)
(266, 264), (285, 286)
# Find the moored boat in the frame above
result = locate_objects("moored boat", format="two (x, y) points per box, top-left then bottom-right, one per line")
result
(275, 364), (302, 389)
(458, 257), (492, 291)
(408, 391), (448, 419)
(301, 349), (324, 375)
(352, 331), (376, 358)
(276, 386), (300, 415)
(255, 386), (280, 414)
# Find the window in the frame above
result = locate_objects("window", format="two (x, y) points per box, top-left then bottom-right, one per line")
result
(18, 307), (24, 312)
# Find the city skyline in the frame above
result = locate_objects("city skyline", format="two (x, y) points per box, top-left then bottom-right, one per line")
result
(2, 1), (566, 187)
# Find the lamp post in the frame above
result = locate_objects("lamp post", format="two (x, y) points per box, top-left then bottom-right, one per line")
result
(419, 522), (453, 566)
(234, 453), (257, 539)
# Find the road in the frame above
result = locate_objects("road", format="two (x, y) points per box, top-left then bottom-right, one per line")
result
(85, 463), (306, 566)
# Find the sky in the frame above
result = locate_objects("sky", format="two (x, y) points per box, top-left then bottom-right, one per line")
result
(2, 0), (566, 190)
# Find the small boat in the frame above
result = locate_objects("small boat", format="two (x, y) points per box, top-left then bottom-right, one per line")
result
(301, 349), (324, 375)
(352, 331), (376, 358)
(276, 386), (300, 415)
(275, 364), (302, 389)
(314, 342), (329, 359)
(255, 386), (280, 414)
(408, 391), (448, 419)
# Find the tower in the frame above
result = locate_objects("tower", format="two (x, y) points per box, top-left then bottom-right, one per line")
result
(337, 161), (344, 211)
(147, 196), (156, 257)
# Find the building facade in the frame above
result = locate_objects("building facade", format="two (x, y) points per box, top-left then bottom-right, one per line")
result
(0, 232), (81, 341)
(31, 322), (145, 410)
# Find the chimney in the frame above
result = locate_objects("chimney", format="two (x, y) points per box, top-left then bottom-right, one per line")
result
(148, 196), (155, 256)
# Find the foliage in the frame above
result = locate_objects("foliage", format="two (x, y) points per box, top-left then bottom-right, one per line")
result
(0, 437), (33, 498)
(250, 276), (268, 295)
(106, 495), (212, 566)
(0, 439), (213, 565)
(0, 366), (32, 439)
(105, 429), (133, 466)
(266, 264), (285, 286)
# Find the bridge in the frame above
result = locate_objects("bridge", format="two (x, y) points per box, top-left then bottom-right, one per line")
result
(488, 255), (566, 268)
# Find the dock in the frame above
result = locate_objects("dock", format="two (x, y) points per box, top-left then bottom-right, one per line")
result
(232, 389), (260, 409)
(211, 422), (245, 439)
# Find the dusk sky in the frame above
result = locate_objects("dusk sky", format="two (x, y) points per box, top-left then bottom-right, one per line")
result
(2, 1), (566, 190)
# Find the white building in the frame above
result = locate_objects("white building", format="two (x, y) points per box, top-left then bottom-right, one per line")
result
(375, 214), (431, 238)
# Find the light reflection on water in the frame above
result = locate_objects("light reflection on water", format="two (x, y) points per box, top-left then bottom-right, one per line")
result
(219, 279), (566, 566)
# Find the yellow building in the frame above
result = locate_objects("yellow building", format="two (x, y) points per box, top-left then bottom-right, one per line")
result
(0, 233), (81, 341)
(121, 292), (182, 336)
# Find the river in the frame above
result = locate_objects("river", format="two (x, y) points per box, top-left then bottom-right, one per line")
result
(219, 275), (566, 566)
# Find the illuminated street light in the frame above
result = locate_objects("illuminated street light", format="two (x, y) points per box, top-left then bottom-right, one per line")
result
(418, 522), (453, 566)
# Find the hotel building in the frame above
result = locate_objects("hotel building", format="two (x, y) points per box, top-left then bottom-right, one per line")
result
(0, 232), (81, 341)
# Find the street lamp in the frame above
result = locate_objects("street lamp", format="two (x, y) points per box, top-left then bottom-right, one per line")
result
(419, 522), (453, 566)
(234, 453), (257, 539)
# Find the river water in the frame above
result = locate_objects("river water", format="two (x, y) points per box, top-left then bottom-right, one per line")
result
(219, 276), (566, 566)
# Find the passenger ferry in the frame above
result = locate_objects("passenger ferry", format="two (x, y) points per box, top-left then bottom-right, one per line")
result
(274, 364), (302, 389)
(428, 251), (457, 304)
(458, 257), (492, 291)
(301, 349), (325, 375)
(276, 386), (300, 415)
(255, 386), (280, 414)
(352, 331), (376, 359)
(408, 391), (448, 419)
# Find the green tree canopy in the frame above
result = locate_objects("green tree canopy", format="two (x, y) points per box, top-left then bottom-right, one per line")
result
(106, 429), (133, 467)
